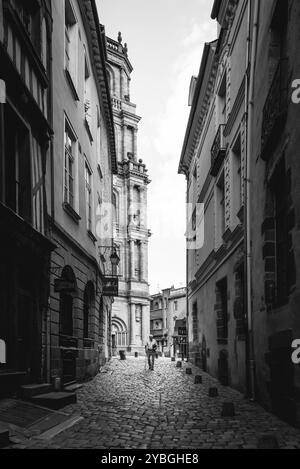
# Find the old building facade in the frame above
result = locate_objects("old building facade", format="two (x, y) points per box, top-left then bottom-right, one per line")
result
(179, 0), (249, 393)
(250, 0), (300, 426)
(0, 0), (55, 395)
(179, 0), (300, 426)
(150, 287), (187, 358)
(105, 34), (150, 356)
(46, 0), (117, 385)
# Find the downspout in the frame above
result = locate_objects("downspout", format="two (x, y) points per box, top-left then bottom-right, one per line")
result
(245, 0), (259, 401)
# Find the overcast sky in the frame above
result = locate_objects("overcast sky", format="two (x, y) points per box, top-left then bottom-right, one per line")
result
(97, 0), (216, 294)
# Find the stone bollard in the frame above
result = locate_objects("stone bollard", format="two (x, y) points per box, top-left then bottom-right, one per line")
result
(171, 357), (175, 362)
(208, 387), (219, 397)
(176, 361), (182, 368)
(186, 368), (192, 375)
(221, 402), (235, 417)
(257, 435), (279, 449)
(195, 375), (202, 384)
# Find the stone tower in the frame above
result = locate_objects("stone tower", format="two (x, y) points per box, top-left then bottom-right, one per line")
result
(106, 32), (150, 355)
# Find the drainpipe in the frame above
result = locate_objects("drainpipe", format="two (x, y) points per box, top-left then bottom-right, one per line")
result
(245, 0), (259, 401)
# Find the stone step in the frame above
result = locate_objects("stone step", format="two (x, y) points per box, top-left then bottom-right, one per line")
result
(30, 392), (77, 410)
(20, 383), (53, 399)
(0, 425), (10, 448)
(64, 383), (83, 393)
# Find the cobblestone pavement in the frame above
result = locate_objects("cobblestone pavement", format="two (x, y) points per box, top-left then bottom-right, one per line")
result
(9, 357), (300, 449)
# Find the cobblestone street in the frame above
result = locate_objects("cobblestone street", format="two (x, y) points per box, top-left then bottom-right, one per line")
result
(6, 357), (298, 449)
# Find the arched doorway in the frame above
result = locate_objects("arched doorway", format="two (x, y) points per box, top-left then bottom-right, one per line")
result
(58, 266), (77, 384)
(111, 317), (128, 355)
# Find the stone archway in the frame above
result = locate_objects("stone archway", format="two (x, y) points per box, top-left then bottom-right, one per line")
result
(111, 317), (128, 354)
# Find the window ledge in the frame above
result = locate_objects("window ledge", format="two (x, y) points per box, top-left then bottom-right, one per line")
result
(63, 202), (81, 223)
(88, 230), (97, 243)
(64, 69), (80, 101)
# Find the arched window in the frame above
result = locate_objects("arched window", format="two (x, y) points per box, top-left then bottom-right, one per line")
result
(60, 266), (77, 337)
(112, 192), (119, 225)
(83, 282), (95, 339)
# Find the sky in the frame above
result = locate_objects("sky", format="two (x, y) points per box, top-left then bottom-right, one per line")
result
(96, 0), (216, 294)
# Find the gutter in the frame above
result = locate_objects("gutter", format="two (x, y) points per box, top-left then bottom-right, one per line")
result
(245, 0), (259, 401)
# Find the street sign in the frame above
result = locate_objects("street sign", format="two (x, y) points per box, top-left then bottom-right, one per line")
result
(54, 278), (76, 293)
(103, 277), (118, 297)
(0, 80), (6, 103)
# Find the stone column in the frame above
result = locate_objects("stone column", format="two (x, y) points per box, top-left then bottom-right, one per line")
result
(129, 240), (135, 280)
(140, 241), (146, 282)
(133, 128), (138, 160)
(130, 303), (136, 346)
(142, 305), (149, 346)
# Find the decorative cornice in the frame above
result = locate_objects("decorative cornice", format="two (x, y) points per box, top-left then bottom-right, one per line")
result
(80, 0), (117, 174)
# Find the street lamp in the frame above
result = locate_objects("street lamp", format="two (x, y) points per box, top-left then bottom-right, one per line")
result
(110, 248), (120, 277)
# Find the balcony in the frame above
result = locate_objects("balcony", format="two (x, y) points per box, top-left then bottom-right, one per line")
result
(261, 59), (288, 161)
(210, 124), (226, 177)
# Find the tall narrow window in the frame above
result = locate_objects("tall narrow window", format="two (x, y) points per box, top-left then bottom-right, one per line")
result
(85, 163), (92, 232)
(217, 71), (227, 125)
(84, 50), (92, 129)
(64, 121), (76, 208)
(216, 172), (225, 242)
(83, 283), (94, 341)
(134, 242), (141, 279)
(65, 0), (78, 90)
(96, 106), (101, 166)
(192, 302), (198, 343)
(216, 278), (228, 342)
(4, 105), (31, 223)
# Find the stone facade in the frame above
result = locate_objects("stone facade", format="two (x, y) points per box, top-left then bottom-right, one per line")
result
(106, 34), (151, 356)
(47, 0), (117, 385)
(179, 0), (249, 395)
(250, 0), (300, 426)
(0, 0), (55, 394)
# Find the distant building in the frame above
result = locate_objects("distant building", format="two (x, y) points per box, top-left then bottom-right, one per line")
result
(105, 33), (151, 356)
(150, 287), (187, 358)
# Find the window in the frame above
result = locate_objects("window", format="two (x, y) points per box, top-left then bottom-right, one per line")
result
(192, 302), (198, 342)
(83, 283), (94, 340)
(4, 105), (31, 223)
(60, 294), (73, 336)
(85, 163), (92, 232)
(216, 172), (225, 243)
(112, 192), (119, 225)
(268, 0), (288, 83)
(41, 18), (48, 70)
(134, 242), (141, 279)
(232, 134), (242, 221)
(174, 301), (178, 312)
(15, 0), (41, 55)
(272, 160), (290, 303)
(217, 71), (227, 125)
(84, 49), (92, 129)
(64, 121), (76, 209)
(216, 278), (228, 342)
(96, 106), (101, 165)
(65, 0), (78, 91)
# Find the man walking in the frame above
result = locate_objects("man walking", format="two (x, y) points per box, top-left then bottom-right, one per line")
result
(145, 335), (157, 371)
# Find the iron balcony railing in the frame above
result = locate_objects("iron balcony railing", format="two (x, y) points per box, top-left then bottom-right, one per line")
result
(261, 59), (288, 160)
(210, 124), (226, 177)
